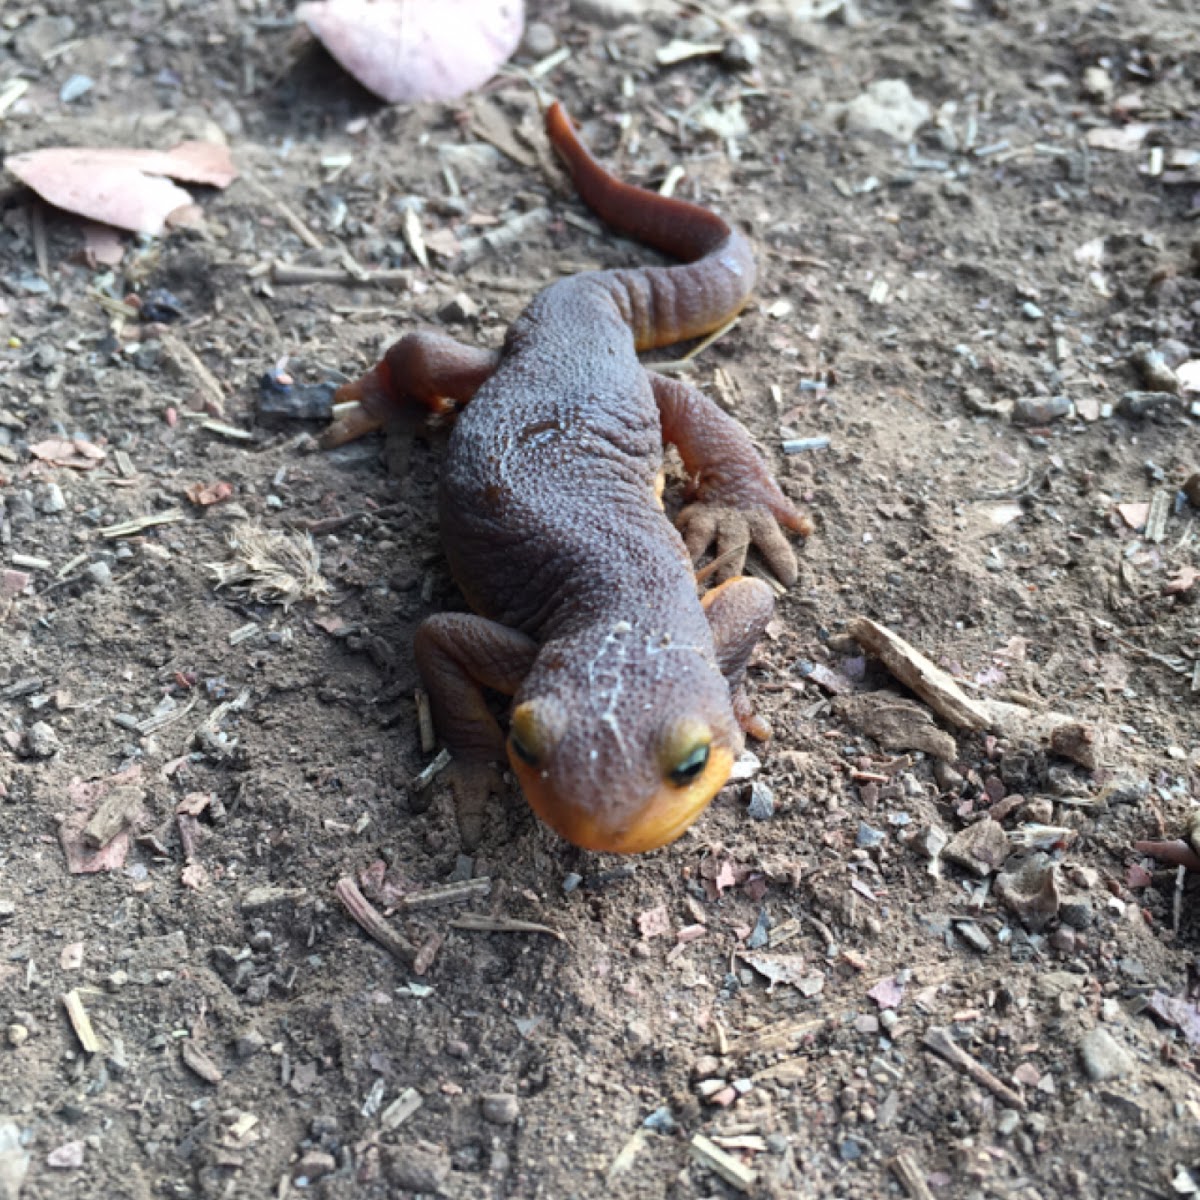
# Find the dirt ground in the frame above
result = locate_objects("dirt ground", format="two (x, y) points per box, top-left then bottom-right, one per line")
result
(1, 0), (1199, 1197)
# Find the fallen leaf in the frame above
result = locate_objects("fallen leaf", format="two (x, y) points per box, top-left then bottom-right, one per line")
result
(30, 437), (107, 470)
(5, 141), (237, 236)
(298, 0), (524, 104)
(185, 480), (234, 506)
(1085, 123), (1154, 151)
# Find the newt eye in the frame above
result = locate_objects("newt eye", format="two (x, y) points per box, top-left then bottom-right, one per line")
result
(510, 730), (539, 767)
(669, 742), (710, 786)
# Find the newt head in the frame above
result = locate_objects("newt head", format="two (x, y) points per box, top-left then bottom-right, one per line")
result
(505, 624), (739, 853)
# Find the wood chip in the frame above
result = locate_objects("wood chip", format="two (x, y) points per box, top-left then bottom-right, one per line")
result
(402, 206), (428, 269)
(689, 1134), (757, 1193)
(181, 1041), (224, 1084)
(607, 1128), (648, 1182)
(922, 1025), (1026, 1109)
(848, 616), (990, 730)
(82, 785), (143, 849)
(99, 508), (185, 539)
(415, 689), (435, 754)
(61, 989), (100, 1054)
(380, 1086), (423, 1130)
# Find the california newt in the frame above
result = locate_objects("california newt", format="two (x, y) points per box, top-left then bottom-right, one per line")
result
(324, 102), (811, 853)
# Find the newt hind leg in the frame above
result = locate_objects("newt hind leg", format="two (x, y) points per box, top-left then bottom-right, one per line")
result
(651, 372), (812, 586)
(322, 332), (500, 448)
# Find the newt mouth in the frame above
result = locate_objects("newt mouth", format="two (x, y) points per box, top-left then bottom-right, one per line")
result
(509, 744), (734, 854)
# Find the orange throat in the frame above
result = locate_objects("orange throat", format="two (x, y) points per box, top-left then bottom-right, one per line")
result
(509, 745), (735, 854)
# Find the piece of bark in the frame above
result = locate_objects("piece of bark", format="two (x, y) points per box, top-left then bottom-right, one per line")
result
(847, 617), (990, 730)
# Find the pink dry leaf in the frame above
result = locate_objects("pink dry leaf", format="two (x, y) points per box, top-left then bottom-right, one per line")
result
(298, 0), (524, 104)
(4, 141), (237, 236)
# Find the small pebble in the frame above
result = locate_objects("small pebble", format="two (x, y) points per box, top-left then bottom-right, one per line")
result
(746, 780), (774, 820)
(520, 20), (557, 57)
(439, 292), (479, 323)
(85, 561), (112, 587)
(562, 872), (582, 893)
(856, 822), (886, 849)
(480, 1093), (520, 1126)
(7, 1023), (29, 1047)
(24, 721), (60, 759)
(720, 34), (760, 71)
(838, 1138), (863, 1161)
(1012, 395), (1073, 425)
(1020, 301), (1044, 320)
(294, 1150), (336, 1182)
(996, 1108), (1021, 1137)
(59, 74), (93, 103)
(38, 483), (67, 514)
(1050, 927), (1076, 953)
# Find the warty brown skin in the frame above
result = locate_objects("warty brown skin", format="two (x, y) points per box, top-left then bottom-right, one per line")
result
(324, 102), (811, 853)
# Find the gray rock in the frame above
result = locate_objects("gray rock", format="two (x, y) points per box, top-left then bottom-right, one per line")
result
(84, 561), (112, 588)
(1079, 1027), (1133, 1082)
(1012, 395), (1073, 425)
(14, 14), (75, 62)
(747, 780), (775, 820)
(383, 1140), (451, 1193)
(571, 0), (659, 25)
(37, 483), (66, 514)
(480, 1093), (520, 1125)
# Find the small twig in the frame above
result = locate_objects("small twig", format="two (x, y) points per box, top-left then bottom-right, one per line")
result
(411, 748), (452, 792)
(62, 990), (100, 1054)
(922, 1025), (1026, 1110)
(450, 913), (565, 942)
(99, 508), (185, 539)
(415, 689), (436, 755)
(1174, 865), (1186, 937)
(393, 877), (491, 913)
(244, 176), (324, 249)
(335, 876), (416, 964)
(889, 1153), (937, 1200)
(160, 331), (227, 415)
(271, 262), (412, 287)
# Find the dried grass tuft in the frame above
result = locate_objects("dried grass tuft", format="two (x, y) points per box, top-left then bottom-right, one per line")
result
(208, 523), (329, 607)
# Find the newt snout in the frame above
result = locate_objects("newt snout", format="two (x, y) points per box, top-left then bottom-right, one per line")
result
(505, 624), (740, 853)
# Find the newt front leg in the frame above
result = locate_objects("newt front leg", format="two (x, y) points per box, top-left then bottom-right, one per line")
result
(651, 372), (812, 585)
(413, 613), (538, 849)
